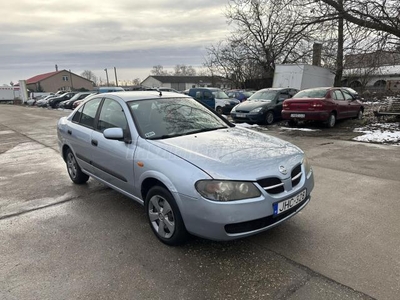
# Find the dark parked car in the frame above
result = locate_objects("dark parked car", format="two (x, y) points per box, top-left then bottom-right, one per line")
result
(281, 87), (364, 128)
(48, 92), (77, 108)
(230, 88), (298, 124)
(188, 88), (239, 114)
(227, 90), (255, 102)
(59, 92), (93, 109)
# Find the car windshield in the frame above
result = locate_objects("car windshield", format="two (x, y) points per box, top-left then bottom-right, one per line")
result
(128, 97), (229, 140)
(211, 90), (229, 99)
(242, 91), (254, 97)
(294, 88), (329, 98)
(248, 90), (278, 102)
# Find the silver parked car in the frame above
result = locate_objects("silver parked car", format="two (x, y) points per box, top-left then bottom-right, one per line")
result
(57, 91), (314, 245)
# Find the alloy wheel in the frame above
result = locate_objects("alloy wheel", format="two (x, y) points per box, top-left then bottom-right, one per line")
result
(67, 152), (77, 179)
(148, 195), (175, 239)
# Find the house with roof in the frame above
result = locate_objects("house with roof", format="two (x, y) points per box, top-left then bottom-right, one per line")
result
(21, 70), (95, 93)
(140, 75), (233, 91)
(343, 50), (400, 92)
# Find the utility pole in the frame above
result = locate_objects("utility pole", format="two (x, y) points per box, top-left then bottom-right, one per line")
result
(114, 67), (118, 86)
(104, 68), (109, 86)
(69, 69), (74, 91)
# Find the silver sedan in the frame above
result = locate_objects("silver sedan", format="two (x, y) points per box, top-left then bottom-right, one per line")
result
(57, 91), (314, 245)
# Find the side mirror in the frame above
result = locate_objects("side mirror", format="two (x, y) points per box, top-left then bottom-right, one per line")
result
(103, 128), (124, 140)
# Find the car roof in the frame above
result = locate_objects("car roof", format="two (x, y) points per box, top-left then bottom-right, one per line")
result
(257, 88), (294, 92)
(101, 91), (191, 102)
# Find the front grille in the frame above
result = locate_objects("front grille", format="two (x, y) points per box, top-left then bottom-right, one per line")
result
(291, 164), (302, 187)
(257, 177), (284, 194)
(225, 201), (306, 234)
(235, 110), (249, 113)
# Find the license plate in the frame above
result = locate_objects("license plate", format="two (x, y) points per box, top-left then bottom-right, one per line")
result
(291, 113), (305, 118)
(273, 189), (307, 216)
(236, 113), (246, 118)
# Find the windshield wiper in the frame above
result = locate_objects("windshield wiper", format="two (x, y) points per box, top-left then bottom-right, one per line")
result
(150, 127), (227, 140)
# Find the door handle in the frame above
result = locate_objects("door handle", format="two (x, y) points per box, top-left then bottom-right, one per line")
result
(91, 139), (98, 146)
(67, 130), (72, 135)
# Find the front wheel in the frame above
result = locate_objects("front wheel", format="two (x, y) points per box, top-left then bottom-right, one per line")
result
(216, 106), (223, 114)
(265, 111), (274, 125)
(356, 110), (363, 120)
(326, 113), (336, 128)
(65, 149), (89, 184)
(145, 186), (189, 246)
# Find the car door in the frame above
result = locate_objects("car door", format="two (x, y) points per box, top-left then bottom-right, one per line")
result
(342, 89), (359, 117)
(66, 97), (103, 174)
(332, 89), (348, 119)
(90, 97), (136, 194)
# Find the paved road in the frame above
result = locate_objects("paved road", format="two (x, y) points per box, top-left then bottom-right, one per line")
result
(1, 105), (399, 299)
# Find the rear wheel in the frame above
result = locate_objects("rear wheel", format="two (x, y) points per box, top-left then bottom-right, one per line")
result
(265, 111), (274, 125)
(65, 149), (89, 184)
(326, 113), (336, 128)
(145, 186), (189, 246)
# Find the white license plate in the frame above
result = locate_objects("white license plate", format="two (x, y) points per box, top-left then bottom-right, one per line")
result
(291, 113), (305, 118)
(236, 113), (247, 118)
(273, 189), (307, 216)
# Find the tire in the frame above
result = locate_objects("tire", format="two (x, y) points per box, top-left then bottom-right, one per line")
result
(326, 113), (336, 128)
(287, 120), (297, 127)
(145, 186), (189, 246)
(65, 148), (89, 184)
(216, 106), (223, 114)
(265, 111), (274, 125)
(356, 110), (363, 120)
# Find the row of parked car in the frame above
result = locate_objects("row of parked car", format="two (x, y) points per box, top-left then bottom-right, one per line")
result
(32, 85), (363, 128)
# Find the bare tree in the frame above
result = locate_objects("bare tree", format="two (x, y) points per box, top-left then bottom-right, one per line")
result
(205, 0), (322, 88)
(150, 65), (169, 76)
(173, 65), (197, 76)
(319, 0), (400, 39)
(81, 70), (98, 85)
(132, 78), (141, 85)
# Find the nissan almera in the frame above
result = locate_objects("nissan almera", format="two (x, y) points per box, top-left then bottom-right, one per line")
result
(57, 91), (314, 245)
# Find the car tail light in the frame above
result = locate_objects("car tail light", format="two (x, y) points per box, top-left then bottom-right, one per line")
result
(283, 102), (290, 108)
(311, 101), (323, 108)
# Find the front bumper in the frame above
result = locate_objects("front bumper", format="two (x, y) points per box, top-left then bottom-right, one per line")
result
(176, 170), (314, 241)
(221, 104), (238, 114)
(231, 111), (264, 123)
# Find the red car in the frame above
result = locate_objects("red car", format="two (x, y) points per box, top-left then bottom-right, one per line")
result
(282, 87), (364, 127)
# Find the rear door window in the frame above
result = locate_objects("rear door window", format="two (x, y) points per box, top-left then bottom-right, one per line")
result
(79, 98), (102, 128)
(333, 90), (345, 101)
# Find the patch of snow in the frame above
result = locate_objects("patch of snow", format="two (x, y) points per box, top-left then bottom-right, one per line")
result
(280, 127), (321, 132)
(353, 122), (400, 144)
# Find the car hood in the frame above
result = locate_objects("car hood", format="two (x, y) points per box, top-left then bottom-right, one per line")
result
(234, 100), (272, 111)
(148, 127), (303, 180)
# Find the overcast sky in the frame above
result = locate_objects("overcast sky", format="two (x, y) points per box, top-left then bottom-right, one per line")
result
(0, 0), (230, 85)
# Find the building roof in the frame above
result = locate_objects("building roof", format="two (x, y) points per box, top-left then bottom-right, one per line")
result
(143, 75), (228, 84)
(344, 50), (400, 69)
(26, 71), (61, 84)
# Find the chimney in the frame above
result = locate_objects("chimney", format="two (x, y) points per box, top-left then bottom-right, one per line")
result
(55, 64), (58, 71)
(312, 43), (322, 66)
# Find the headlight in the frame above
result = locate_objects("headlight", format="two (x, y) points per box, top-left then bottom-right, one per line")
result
(222, 100), (230, 105)
(250, 107), (263, 113)
(231, 105), (238, 112)
(195, 180), (261, 201)
(302, 155), (312, 175)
